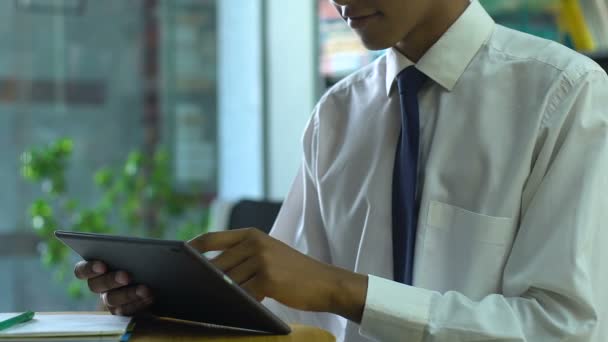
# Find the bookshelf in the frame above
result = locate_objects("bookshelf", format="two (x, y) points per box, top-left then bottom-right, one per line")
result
(481, 0), (608, 53)
(483, 0), (608, 69)
(318, 0), (608, 88)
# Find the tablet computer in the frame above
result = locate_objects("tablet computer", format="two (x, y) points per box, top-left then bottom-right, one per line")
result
(54, 230), (291, 335)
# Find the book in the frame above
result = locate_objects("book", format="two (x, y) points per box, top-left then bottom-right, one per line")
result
(0, 313), (132, 341)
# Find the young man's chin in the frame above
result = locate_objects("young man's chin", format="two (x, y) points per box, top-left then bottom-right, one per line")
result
(358, 36), (395, 51)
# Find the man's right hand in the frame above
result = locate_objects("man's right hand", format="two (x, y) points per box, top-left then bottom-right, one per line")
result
(74, 261), (154, 316)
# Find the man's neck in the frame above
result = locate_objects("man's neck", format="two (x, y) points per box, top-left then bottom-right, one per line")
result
(395, 0), (470, 62)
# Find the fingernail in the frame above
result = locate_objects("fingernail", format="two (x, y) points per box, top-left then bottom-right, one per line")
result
(92, 263), (105, 274)
(136, 286), (150, 298)
(115, 272), (129, 285)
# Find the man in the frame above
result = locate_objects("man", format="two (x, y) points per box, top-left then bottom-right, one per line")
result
(74, 0), (608, 340)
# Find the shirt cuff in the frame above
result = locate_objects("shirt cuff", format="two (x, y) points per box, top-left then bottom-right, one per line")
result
(359, 274), (435, 341)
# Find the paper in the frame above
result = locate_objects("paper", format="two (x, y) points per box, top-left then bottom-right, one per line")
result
(0, 313), (131, 339)
(0, 336), (120, 341)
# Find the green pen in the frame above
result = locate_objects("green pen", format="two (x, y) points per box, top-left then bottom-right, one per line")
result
(0, 311), (35, 332)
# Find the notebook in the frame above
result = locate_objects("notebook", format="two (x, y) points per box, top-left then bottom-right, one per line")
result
(0, 313), (132, 341)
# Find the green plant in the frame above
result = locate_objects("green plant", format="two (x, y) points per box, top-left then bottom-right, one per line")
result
(21, 138), (211, 298)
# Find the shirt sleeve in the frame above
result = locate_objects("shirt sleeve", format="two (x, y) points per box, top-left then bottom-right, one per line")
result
(262, 110), (348, 338)
(360, 69), (608, 341)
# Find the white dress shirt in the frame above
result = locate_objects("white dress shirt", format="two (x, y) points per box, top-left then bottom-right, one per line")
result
(263, 1), (608, 341)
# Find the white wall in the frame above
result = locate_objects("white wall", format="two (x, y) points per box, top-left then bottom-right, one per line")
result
(217, 0), (265, 200)
(266, 0), (319, 200)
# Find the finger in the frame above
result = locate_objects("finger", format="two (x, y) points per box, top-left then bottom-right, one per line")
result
(224, 256), (259, 285)
(74, 261), (107, 280)
(87, 271), (130, 293)
(209, 239), (255, 272)
(188, 228), (255, 253)
(103, 285), (152, 308)
(114, 297), (155, 317)
(240, 276), (266, 302)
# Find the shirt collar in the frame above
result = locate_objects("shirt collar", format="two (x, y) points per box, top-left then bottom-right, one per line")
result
(385, 0), (495, 95)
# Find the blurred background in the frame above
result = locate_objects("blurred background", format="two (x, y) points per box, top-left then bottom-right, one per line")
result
(1, 0), (607, 312)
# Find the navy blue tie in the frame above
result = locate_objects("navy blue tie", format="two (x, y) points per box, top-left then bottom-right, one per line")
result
(392, 66), (428, 285)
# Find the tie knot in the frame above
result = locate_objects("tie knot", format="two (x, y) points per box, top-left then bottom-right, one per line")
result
(397, 66), (428, 95)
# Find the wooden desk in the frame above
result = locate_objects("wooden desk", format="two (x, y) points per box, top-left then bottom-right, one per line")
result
(46, 312), (335, 342)
(131, 318), (336, 342)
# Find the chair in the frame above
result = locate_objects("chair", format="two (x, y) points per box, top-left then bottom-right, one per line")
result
(226, 199), (283, 234)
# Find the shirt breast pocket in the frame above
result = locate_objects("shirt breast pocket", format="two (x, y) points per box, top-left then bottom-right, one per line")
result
(416, 200), (516, 300)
